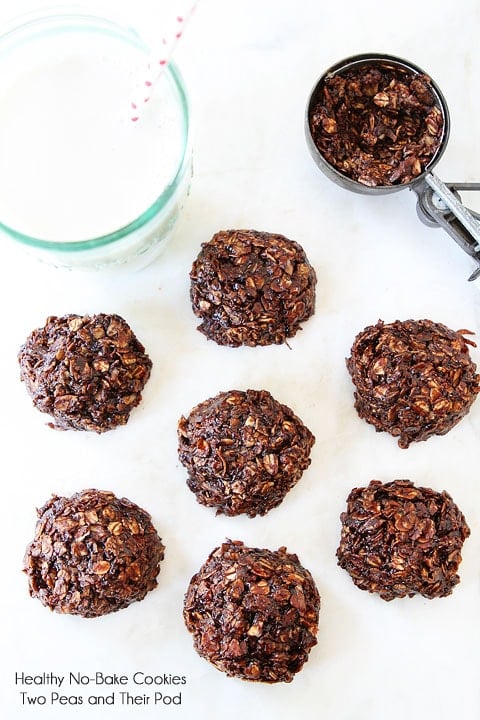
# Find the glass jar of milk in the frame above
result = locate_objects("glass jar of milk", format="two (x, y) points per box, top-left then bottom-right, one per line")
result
(0, 9), (192, 270)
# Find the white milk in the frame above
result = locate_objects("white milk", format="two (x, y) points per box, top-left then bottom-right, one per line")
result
(0, 26), (186, 243)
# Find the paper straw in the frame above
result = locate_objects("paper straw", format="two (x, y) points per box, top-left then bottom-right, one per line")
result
(130, 1), (198, 121)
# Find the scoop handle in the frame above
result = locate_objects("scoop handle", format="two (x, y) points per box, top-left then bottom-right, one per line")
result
(414, 173), (480, 281)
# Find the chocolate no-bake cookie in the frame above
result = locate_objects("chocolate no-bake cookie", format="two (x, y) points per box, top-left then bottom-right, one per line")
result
(336, 479), (470, 600)
(24, 489), (165, 618)
(18, 313), (152, 432)
(189, 229), (316, 346)
(346, 319), (480, 448)
(184, 540), (320, 682)
(178, 389), (315, 517)
(309, 62), (444, 187)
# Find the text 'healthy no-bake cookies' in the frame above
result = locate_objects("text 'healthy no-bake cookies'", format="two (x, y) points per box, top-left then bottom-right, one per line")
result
(184, 540), (320, 683)
(309, 62), (443, 187)
(18, 313), (152, 432)
(346, 318), (480, 448)
(24, 489), (165, 618)
(190, 229), (317, 346)
(336, 479), (470, 600)
(178, 389), (315, 517)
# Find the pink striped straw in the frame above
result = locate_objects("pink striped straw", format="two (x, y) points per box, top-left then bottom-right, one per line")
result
(130, 1), (198, 121)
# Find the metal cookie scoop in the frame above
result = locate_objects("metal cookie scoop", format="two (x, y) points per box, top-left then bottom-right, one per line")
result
(305, 53), (480, 281)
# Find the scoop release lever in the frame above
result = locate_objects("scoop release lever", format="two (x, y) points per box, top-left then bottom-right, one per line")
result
(414, 174), (480, 281)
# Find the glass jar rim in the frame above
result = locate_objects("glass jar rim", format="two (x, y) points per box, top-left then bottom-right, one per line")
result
(0, 8), (191, 251)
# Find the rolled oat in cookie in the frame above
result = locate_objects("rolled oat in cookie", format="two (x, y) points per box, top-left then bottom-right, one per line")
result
(178, 389), (315, 517)
(346, 318), (480, 448)
(18, 313), (152, 432)
(189, 229), (316, 347)
(183, 540), (320, 682)
(24, 489), (165, 618)
(337, 479), (470, 600)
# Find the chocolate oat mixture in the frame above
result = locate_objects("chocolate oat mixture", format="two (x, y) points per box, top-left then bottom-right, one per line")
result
(24, 489), (165, 618)
(184, 540), (320, 682)
(178, 389), (315, 517)
(18, 313), (152, 432)
(190, 229), (316, 346)
(347, 319), (480, 448)
(337, 479), (470, 600)
(309, 63), (444, 186)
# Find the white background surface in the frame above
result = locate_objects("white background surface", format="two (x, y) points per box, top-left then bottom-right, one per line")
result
(1, 1), (480, 719)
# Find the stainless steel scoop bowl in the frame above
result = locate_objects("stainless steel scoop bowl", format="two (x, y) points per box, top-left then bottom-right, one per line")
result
(305, 53), (480, 281)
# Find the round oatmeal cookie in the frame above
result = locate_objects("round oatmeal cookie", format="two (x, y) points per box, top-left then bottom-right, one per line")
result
(24, 489), (165, 618)
(178, 389), (315, 517)
(337, 479), (470, 601)
(18, 313), (152, 432)
(346, 318), (480, 448)
(184, 540), (320, 683)
(189, 229), (317, 346)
